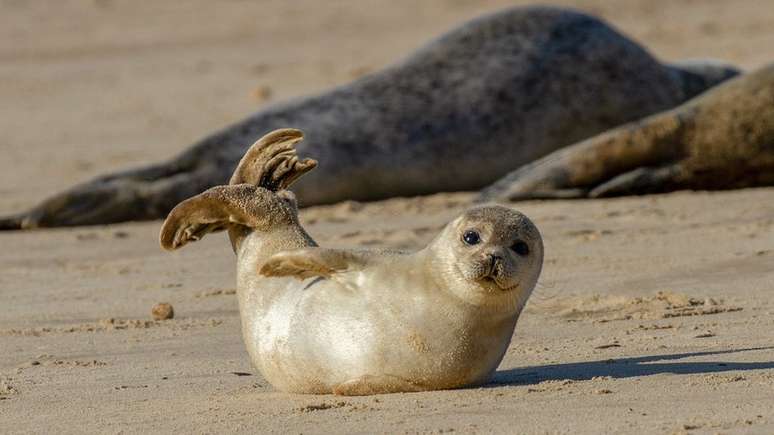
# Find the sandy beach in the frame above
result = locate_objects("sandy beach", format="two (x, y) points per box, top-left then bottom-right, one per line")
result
(2, 1), (774, 433)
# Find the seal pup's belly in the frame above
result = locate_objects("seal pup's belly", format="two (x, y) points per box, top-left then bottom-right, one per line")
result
(247, 273), (517, 394)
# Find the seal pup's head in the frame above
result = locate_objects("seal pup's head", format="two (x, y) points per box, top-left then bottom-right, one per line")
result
(430, 205), (543, 312)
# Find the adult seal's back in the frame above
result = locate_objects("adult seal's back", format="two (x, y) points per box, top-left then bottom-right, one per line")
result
(0, 6), (737, 229)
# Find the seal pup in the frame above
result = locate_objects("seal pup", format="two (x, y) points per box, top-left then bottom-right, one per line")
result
(477, 63), (774, 202)
(160, 128), (543, 395)
(0, 5), (737, 229)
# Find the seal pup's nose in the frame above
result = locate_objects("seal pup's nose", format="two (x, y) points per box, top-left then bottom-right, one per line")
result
(487, 253), (503, 278)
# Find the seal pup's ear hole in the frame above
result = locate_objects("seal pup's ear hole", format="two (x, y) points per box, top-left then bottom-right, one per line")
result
(230, 128), (318, 190)
(259, 248), (372, 280)
(160, 184), (274, 250)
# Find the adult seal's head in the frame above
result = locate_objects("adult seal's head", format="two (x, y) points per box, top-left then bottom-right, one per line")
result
(429, 206), (543, 310)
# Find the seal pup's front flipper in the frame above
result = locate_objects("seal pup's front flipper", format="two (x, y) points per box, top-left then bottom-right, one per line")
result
(258, 248), (376, 280)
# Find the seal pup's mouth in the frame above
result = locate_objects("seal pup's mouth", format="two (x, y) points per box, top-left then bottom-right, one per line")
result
(480, 275), (519, 292)
(480, 255), (518, 291)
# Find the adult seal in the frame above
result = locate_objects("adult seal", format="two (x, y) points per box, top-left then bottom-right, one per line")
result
(1, 6), (737, 229)
(477, 63), (774, 201)
(160, 129), (544, 395)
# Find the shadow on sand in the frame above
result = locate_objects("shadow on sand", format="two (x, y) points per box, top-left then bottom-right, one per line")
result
(490, 347), (774, 386)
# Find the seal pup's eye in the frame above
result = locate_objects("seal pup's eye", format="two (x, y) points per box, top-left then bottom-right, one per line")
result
(462, 230), (481, 245)
(512, 240), (529, 256)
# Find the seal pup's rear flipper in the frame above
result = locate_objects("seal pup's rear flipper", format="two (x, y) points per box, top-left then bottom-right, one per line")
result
(229, 128), (317, 189)
(258, 248), (376, 280)
(159, 128), (317, 250)
(160, 184), (301, 250)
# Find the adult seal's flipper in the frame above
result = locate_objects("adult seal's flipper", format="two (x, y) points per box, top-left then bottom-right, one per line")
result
(478, 63), (774, 202)
(475, 111), (688, 202)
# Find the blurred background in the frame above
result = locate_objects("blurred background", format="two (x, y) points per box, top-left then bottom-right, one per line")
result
(3, 4), (774, 432)
(1, 0), (773, 215)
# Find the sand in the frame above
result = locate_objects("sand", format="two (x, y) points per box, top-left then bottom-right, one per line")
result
(1, 1), (773, 433)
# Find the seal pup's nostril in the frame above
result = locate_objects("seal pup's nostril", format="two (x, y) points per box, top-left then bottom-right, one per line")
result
(488, 254), (503, 277)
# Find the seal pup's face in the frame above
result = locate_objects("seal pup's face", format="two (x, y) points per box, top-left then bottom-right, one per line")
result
(431, 205), (543, 311)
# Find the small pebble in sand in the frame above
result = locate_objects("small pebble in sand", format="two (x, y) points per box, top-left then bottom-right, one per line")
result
(250, 85), (272, 103)
(151, 303), (174, 320)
